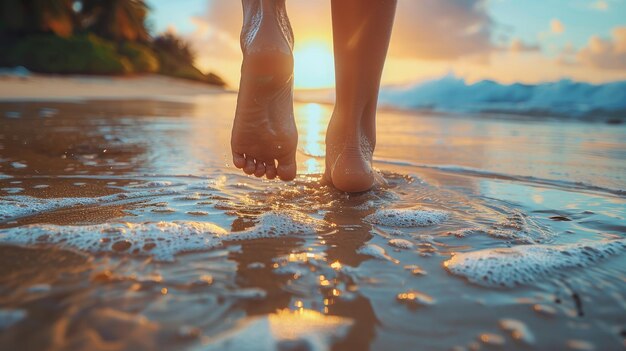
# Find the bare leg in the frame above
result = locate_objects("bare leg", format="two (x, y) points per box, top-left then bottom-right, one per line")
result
(325, 0), (397, 192)
(231, 0), (298, 181)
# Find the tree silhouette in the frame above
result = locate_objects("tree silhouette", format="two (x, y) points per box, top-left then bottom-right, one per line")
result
(79, 0), (149, 42)
(0, 0), (76, 37)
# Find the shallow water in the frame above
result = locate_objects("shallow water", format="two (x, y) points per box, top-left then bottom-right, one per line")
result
(1, 96), (625, 350)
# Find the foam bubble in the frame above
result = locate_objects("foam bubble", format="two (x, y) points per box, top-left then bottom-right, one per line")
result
(2, 187), (23, 194)
(202, 309), (352, 351)
(478, 333), (506, 346)
(0, 195), (100, 221)
(444, 239), (626, 287)
(38, 108), (58, 118)
(357, 244), (399, 263)
(131, 181), (177, 188)
(229, 211), (329, 240)
(499, 318), (535, 345)
(447, 213), (552, 244)
(11, 162), (27, 168)
(388, 238), (414, 249)
(0, 221), (228, 262)
(365, 207), (448, 227)
(0, 191), (180, 221)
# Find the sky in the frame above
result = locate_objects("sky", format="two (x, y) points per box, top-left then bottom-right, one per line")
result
(146, 0), (626, 88)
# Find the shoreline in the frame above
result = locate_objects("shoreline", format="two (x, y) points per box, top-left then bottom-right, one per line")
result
(0, 74), (232, 102)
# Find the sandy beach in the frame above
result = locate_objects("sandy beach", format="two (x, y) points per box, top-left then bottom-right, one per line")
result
(1, 84), (625, 350)
(0, 74), (227, 101)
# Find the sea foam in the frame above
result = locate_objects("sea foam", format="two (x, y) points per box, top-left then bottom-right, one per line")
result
(365, 207), (448, 227)
(0, 222), (227, 262)
(0, 195), (100, 221)
(0, 191), (181, 221)
(444, 239), (626, 287)
(0, 211), (328, 261)
(229, 211), (329, 240)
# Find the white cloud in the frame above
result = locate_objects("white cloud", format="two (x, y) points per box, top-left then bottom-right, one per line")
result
(390, 0), (496, 60)
(550, 19), (565, 34)
(509, 39), (541, 53)
(577, 27), (626, 69)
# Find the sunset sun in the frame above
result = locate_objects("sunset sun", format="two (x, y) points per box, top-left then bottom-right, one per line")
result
(293, 41), (335, 89)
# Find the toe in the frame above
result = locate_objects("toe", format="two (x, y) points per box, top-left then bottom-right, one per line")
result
(277, 152), (297, 181)
(265, 160), (277, 180)
(254, 161), (266, 177)
(243, 157), (256, 175)
(232, 151), (246, 169)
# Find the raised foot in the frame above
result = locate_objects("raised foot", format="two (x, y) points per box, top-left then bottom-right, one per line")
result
(231, 49), (297, 181)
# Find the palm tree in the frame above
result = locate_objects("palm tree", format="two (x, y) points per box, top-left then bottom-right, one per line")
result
(79, 0), (149, 42)
(0, 0), (76, 37)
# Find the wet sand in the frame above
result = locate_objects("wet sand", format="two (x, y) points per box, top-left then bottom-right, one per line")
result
(0, 96), (625, 350)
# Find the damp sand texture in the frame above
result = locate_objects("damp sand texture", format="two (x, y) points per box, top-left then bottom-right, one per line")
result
(1, 97), (625, 351)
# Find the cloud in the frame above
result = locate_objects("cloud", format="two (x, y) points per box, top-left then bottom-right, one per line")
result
(550, 19), (564, 34)
(508, 39), (541, 53)
(576, 27), (626, 69)
(556, 43), (578, 66)
(390, 0), (496, 60)
(196, 0), (496, 62)
(589, 0), (609, 11)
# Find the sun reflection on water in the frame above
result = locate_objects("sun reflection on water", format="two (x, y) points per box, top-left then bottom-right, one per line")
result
(296, 103), (331, 174)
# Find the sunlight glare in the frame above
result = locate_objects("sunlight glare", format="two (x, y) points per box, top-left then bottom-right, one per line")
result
(294, 41), (335, 89)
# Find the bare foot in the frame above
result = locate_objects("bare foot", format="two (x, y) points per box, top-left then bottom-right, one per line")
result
(231, 6), (297, 181)
(323, 108), (376, 192)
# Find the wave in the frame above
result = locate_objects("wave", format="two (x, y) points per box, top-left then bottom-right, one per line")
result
(378, 75), (626, 119)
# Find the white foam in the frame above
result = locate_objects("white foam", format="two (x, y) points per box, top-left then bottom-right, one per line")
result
(0, 195), (100, 221)
(131, 181), (177, 188)
(0, 191), (180, 221)
(27, 284), (52, 294)
(388, 238), (414, 249)
(11, 161), (27, 168)
(357, 244), (399, 263)
(38, 108), (58, 118)
(2, 187), (23, 194)
(447, 213), (551, 244)
(0, 309), (26, 330)
(499, 318), (535, 345)
(202, 309), (352, 351)
(229, 211), (329, 240)
(0, 221), (228, 262)
(365, 207), (448, 228)
(444, 239), (626, 287)
(0, 209), (329, 261)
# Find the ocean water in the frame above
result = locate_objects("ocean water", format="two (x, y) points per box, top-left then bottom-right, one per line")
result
(0, 95), (625, 350)
(300, 76), (626, 121)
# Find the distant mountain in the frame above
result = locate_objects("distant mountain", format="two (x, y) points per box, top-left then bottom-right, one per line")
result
(378, 75), (626, 120)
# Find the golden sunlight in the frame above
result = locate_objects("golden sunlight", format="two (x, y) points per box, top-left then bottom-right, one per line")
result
(293, 41), (335, 89)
